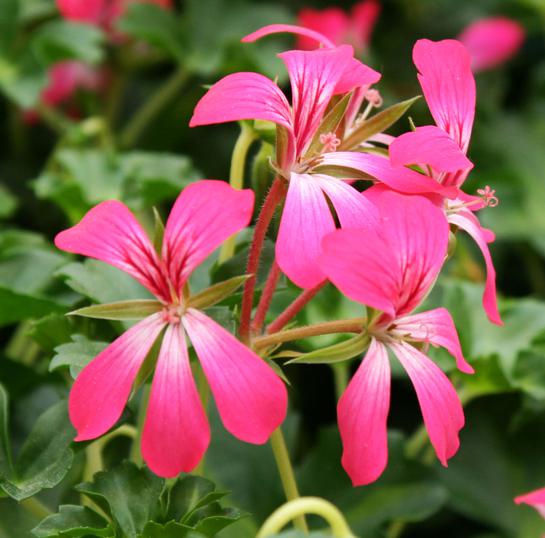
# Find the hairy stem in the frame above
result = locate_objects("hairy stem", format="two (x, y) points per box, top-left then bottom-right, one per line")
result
(269, 429), (308, 534)
(257, 496), (355, 538)
(120, 66), (187, 148)
(253, 318), (365, 350)
(239, 178), (286, 344)
(251, 260), (281, 335)
(267, 282), (326, 334)
(219, 124), (257, 263)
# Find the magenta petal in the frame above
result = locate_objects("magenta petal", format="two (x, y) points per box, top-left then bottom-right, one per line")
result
(312, 174), (378, 228)
(189, 72), (292, 131)
(459, 17), (525, 72)
(55, 200), (169, 301)
(338, 339), (391, 486)
(69, 314), (165, 441)
(334, 55), (381, 94)
(515, 487), (545, 520)
(242, 23), (335, 48)
(393, 308), (474, 374)
(320, 152), (457, 197)
(279, 47), (354, 152)
(277, 173), (335, 289)
(390, 126), (473, 173)
(413, 39), (475, 153)
(296, 8), (349, 50)
(163, 181), (254, 293)
(141, 324), (210, 478)
(351, 0), (381, 53)
(183, 309), (287, 444)
(390, 341), (465, 466)
(56, 0), (105, 24)
(448, 208), (502, 325)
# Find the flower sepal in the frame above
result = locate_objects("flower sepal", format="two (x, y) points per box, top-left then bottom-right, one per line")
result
(188, 274), (252, 310)
(68, 300), (163, 321)
(286, 332), (370, 365)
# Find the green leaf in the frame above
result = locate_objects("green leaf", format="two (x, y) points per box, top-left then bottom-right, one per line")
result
(28, 314), (74, 354)
(69, 300), (163, 321)
(31, 505), (113, 538)
(0, 0), (19, 53)
(188, 275), (251, 310)
(0, 288), (65, 328)
(152, 208), (165, 257)
(76, 462), (164, 538)
(0, 497), (42, 538)
(192, 507), (246, 536)
(31, 21), (105, 65)
(140, 521), (193, 538)
(0, 385), (13, 480)
(0, 400), (75, 501)
(339, 96), (421, 150)
(118, 3), (185, 61)
(0, 50), (47, 108)
(286, 333), (369, 365)
(49, 335), (109, 378)
(305, 93), (352, 157)
(0, 185), (17, 219)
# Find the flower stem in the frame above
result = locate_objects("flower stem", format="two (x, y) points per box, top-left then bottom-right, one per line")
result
(120, 66), (187, 148)
(219, 123), (257, 263)
(257, 496), (355, 538)
(269, 429), (308, 534)
(267, 282), (326, 334)
(20, 497), (52, 520)
(239, 178), (286, 344)
(251, 260), (281, 335)
(253, 318), (365, 350)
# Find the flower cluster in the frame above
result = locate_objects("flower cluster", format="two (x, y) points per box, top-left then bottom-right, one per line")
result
(55, 17), (514, 489)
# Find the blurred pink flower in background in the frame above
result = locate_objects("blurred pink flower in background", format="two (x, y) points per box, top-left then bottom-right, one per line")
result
(296, 0), (380, 54)
(458, 17), (525, 72)
(515, 487), (545, 525)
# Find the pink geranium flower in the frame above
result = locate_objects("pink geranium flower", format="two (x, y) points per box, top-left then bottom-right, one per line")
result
(459, 17), (525, 72)
(319, 187), (473, 486)
(296, 0), (381, 54)
(515, 487), (545, 521)
(57, 0), (172, 33)
(321, 39), (502, 325)
(55, 180), (288, 478)
(191, 27), (381, 289)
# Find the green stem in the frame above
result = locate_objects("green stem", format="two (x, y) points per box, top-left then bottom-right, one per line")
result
(130, 385), (151, 465)
(219, 124), (257, 263)
(20, 497), (52, 519)
(270, 428), (308, 533)
(332, 363), (350, 400)
(36, 103), (73, 134)
(257, 497), (355, 538)
(120, 66), (187, 148)
(253, 318), (366, 350)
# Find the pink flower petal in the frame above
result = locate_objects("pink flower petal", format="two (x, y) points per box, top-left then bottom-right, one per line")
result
(183, 309), (287, 444)
(242, 24), (335, 49)
(69, 314), (165, 441)
(390, 126), (474, 173)
(448, 208), (502, 325)
(312, 174), (379, 228)
(277, 173), (335, 289)
(56, 0), (106, 24)
(319, 152), (457, 197)
(55, 200), (170, 302)
(389, 341), (465, 466)
(279, 46), (355, 153)
(459, 17), (525, 72)
(189, 72), (293, 132)
(515, 487), (545, 520)
(338, 338), (391, 486)
(413, 39), (475, 153)
(350, 0), (381, 53)
(334, 55), (381, 94)
(393, 308), (474, 374)
(163, 181), (254, 294)
(320, 189), (449, 317)
(295, 8), (349, 49)
(142, 324), (210, 477)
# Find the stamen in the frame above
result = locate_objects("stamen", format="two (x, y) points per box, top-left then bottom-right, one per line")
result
(477, 185), (499, 207)
(162, 305), (181, 325)
(319, 132), (341, 152)
(364, 88), (383, 108)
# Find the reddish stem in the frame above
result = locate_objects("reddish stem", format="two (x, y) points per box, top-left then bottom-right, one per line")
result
(239, 178), (286, 343)
(251, 260), (282, 336)
(266, 281), (326, 334)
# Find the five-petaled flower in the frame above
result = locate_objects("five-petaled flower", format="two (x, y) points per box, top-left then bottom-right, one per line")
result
(191, 25), (381, 289)
(55, 180), (288, 478)
(319, 188), (473, 486)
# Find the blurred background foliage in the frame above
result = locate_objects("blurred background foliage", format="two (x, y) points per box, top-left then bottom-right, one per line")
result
(1, 0), (545, 537)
